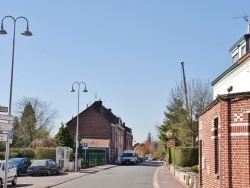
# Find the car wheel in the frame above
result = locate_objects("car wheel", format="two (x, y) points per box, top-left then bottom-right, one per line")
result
(12, 176), (17, 185)
(56, 169), (60, 174)
(47, 170), (51, 176)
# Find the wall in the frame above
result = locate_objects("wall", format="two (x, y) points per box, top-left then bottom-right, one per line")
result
(199, 96), (250, 188)
(213, 58), (250, 99)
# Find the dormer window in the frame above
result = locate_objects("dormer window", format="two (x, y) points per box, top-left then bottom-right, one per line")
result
(241, 45), (246, 57)
(232, 53), (239, 64)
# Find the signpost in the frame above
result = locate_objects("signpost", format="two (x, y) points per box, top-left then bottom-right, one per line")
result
(167, 139), (176, 176)
(0, 134), (7, 142)
(83, 142), (89, 168)
(0, 122), (13, 131)
(0, 106), (8, 113)
(0, 114), (14, 122)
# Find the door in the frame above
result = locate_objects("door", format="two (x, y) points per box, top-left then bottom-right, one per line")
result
(7, 162), (16, 182)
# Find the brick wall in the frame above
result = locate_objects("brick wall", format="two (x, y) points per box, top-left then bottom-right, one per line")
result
(199, 96), (250, 188)
(67, 108), (112, 140)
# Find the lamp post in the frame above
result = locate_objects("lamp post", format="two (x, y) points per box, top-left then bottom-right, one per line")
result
(70, 82), (88, 172)
(0, 16), (32, 115)
(0, 16), (32, 188)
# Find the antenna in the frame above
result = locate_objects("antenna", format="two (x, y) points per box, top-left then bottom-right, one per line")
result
(90, 92), (97, 101)
(233, 13), (249, 23)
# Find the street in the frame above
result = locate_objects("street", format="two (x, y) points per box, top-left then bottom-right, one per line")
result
(6, 161), (162, 188)
(54, 161), (162, 188)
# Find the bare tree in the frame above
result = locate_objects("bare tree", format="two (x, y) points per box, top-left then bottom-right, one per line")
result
(158, 78), (212, 147)
(14, 97), (58, 133)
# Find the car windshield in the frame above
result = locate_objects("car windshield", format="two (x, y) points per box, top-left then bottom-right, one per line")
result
(123, 153), (133, 157)
(9, 158), (21, 166)
(31, 160), (46, 166)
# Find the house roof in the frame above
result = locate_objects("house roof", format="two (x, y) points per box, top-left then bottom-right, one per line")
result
(229, 35), (244, 52)
(80, 138), (110, 148)
(66, 100), (132, 134)
(211, 50), (250, 86)
(198, 91), (250, 116)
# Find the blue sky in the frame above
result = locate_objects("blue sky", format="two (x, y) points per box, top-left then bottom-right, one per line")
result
(0, 1), (249, 143)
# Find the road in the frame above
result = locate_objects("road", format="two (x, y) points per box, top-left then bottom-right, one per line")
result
(8, 161), (162, 188)
(54, 161), (162, 188)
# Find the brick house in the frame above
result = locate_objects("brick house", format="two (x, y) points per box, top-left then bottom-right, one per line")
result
(198, 26), (250, 187)
(66, 100), (133, 163)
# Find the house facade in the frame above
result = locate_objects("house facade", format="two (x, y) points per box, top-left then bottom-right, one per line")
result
(198, 25), (250, 187)
(66, 100), (133, 164)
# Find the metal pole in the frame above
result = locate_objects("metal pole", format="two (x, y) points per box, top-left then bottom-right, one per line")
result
(85, 149), (86, 168)
(4, 16), (16, 188)
(75, 84), (80, 172)
(0, 16), (32, 188)
(70, 82), (87, 172)
(173, 146), (175, 177)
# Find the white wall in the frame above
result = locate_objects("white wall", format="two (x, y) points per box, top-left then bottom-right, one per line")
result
(213, 58), (250, 99)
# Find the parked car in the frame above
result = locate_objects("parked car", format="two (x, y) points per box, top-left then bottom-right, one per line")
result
(121, 150), (138, 165)
(0, 160), (17, 187)
(27, 159), (60, 176)
(9, 157), (31, 176)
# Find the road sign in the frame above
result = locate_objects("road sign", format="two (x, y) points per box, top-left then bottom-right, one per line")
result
(8, 130), (13, 144)
(83, 142), (89, 149)
(167, 139), (175, 147)
(0, 106), (8, 113)
(0, 122), (13, 131)
(0, 134), (7, 142)
(0, 114), (14, 122)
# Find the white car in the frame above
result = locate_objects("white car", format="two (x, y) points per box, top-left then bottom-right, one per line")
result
(0, 160), (17, 187)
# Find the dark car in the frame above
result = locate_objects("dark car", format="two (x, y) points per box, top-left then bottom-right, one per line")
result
(9, 157), (31, 176)
(27, 159), (60, 176)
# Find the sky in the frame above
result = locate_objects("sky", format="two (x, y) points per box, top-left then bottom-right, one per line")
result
(0, 1), (249, 143)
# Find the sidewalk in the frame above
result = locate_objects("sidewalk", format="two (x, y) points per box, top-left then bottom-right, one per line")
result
(153, 165), (186, 188)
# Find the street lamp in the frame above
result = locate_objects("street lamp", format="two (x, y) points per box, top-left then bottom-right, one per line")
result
(70, 82), (88, 172)
(0, 16), (32, 115)
(0, 16), (32, 188)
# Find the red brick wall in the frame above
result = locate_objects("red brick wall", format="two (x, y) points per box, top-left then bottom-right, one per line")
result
(67, 108), (112, 140)
(199, 97), (250, 188)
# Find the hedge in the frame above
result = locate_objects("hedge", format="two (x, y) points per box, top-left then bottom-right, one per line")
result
(169, 147), (198, 167)
(35, 147), (56, 161)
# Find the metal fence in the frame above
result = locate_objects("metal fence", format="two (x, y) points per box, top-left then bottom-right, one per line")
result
(80, 149), (108, 168)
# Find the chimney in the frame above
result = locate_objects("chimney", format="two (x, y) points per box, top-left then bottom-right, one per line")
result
(248, 24), (250, 34)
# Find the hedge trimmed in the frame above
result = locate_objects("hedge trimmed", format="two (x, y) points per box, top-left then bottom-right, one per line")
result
(170, 147), (198, 167)
(0, 148), (35, 160)
(35, 147), (56, 161)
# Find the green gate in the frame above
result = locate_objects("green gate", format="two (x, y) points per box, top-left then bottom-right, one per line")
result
(80, 149), (108, 168)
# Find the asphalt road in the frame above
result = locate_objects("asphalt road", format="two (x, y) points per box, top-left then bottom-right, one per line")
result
(4, 161), (162, 188)
(54, 161), (162, 188)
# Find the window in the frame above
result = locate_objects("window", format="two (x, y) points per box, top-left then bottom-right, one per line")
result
(241, 45), (246, 57)
(232, 53), (239, 64)
(214, 117), (219, 175)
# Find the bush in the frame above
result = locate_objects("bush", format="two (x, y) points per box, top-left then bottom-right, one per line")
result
(10, 148), (35, 159)
(170, 147), (198, 167)
(35, 147), (56, 161)
(191, 165), (199, 173)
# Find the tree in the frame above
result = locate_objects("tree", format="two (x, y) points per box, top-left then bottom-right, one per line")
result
(145, 132), (153, 152)
(54, 123), (74, 148)
(12, 97), (58, 147)
(158, 79), (212, 147)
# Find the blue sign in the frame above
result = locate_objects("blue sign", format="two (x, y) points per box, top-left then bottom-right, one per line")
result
(83, 142), (89, 149)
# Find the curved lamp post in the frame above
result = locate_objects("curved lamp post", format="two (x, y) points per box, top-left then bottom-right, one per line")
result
(70, 82), (88, 172)
(0, 16), (32, 188)
(0, 16), (32, 115)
